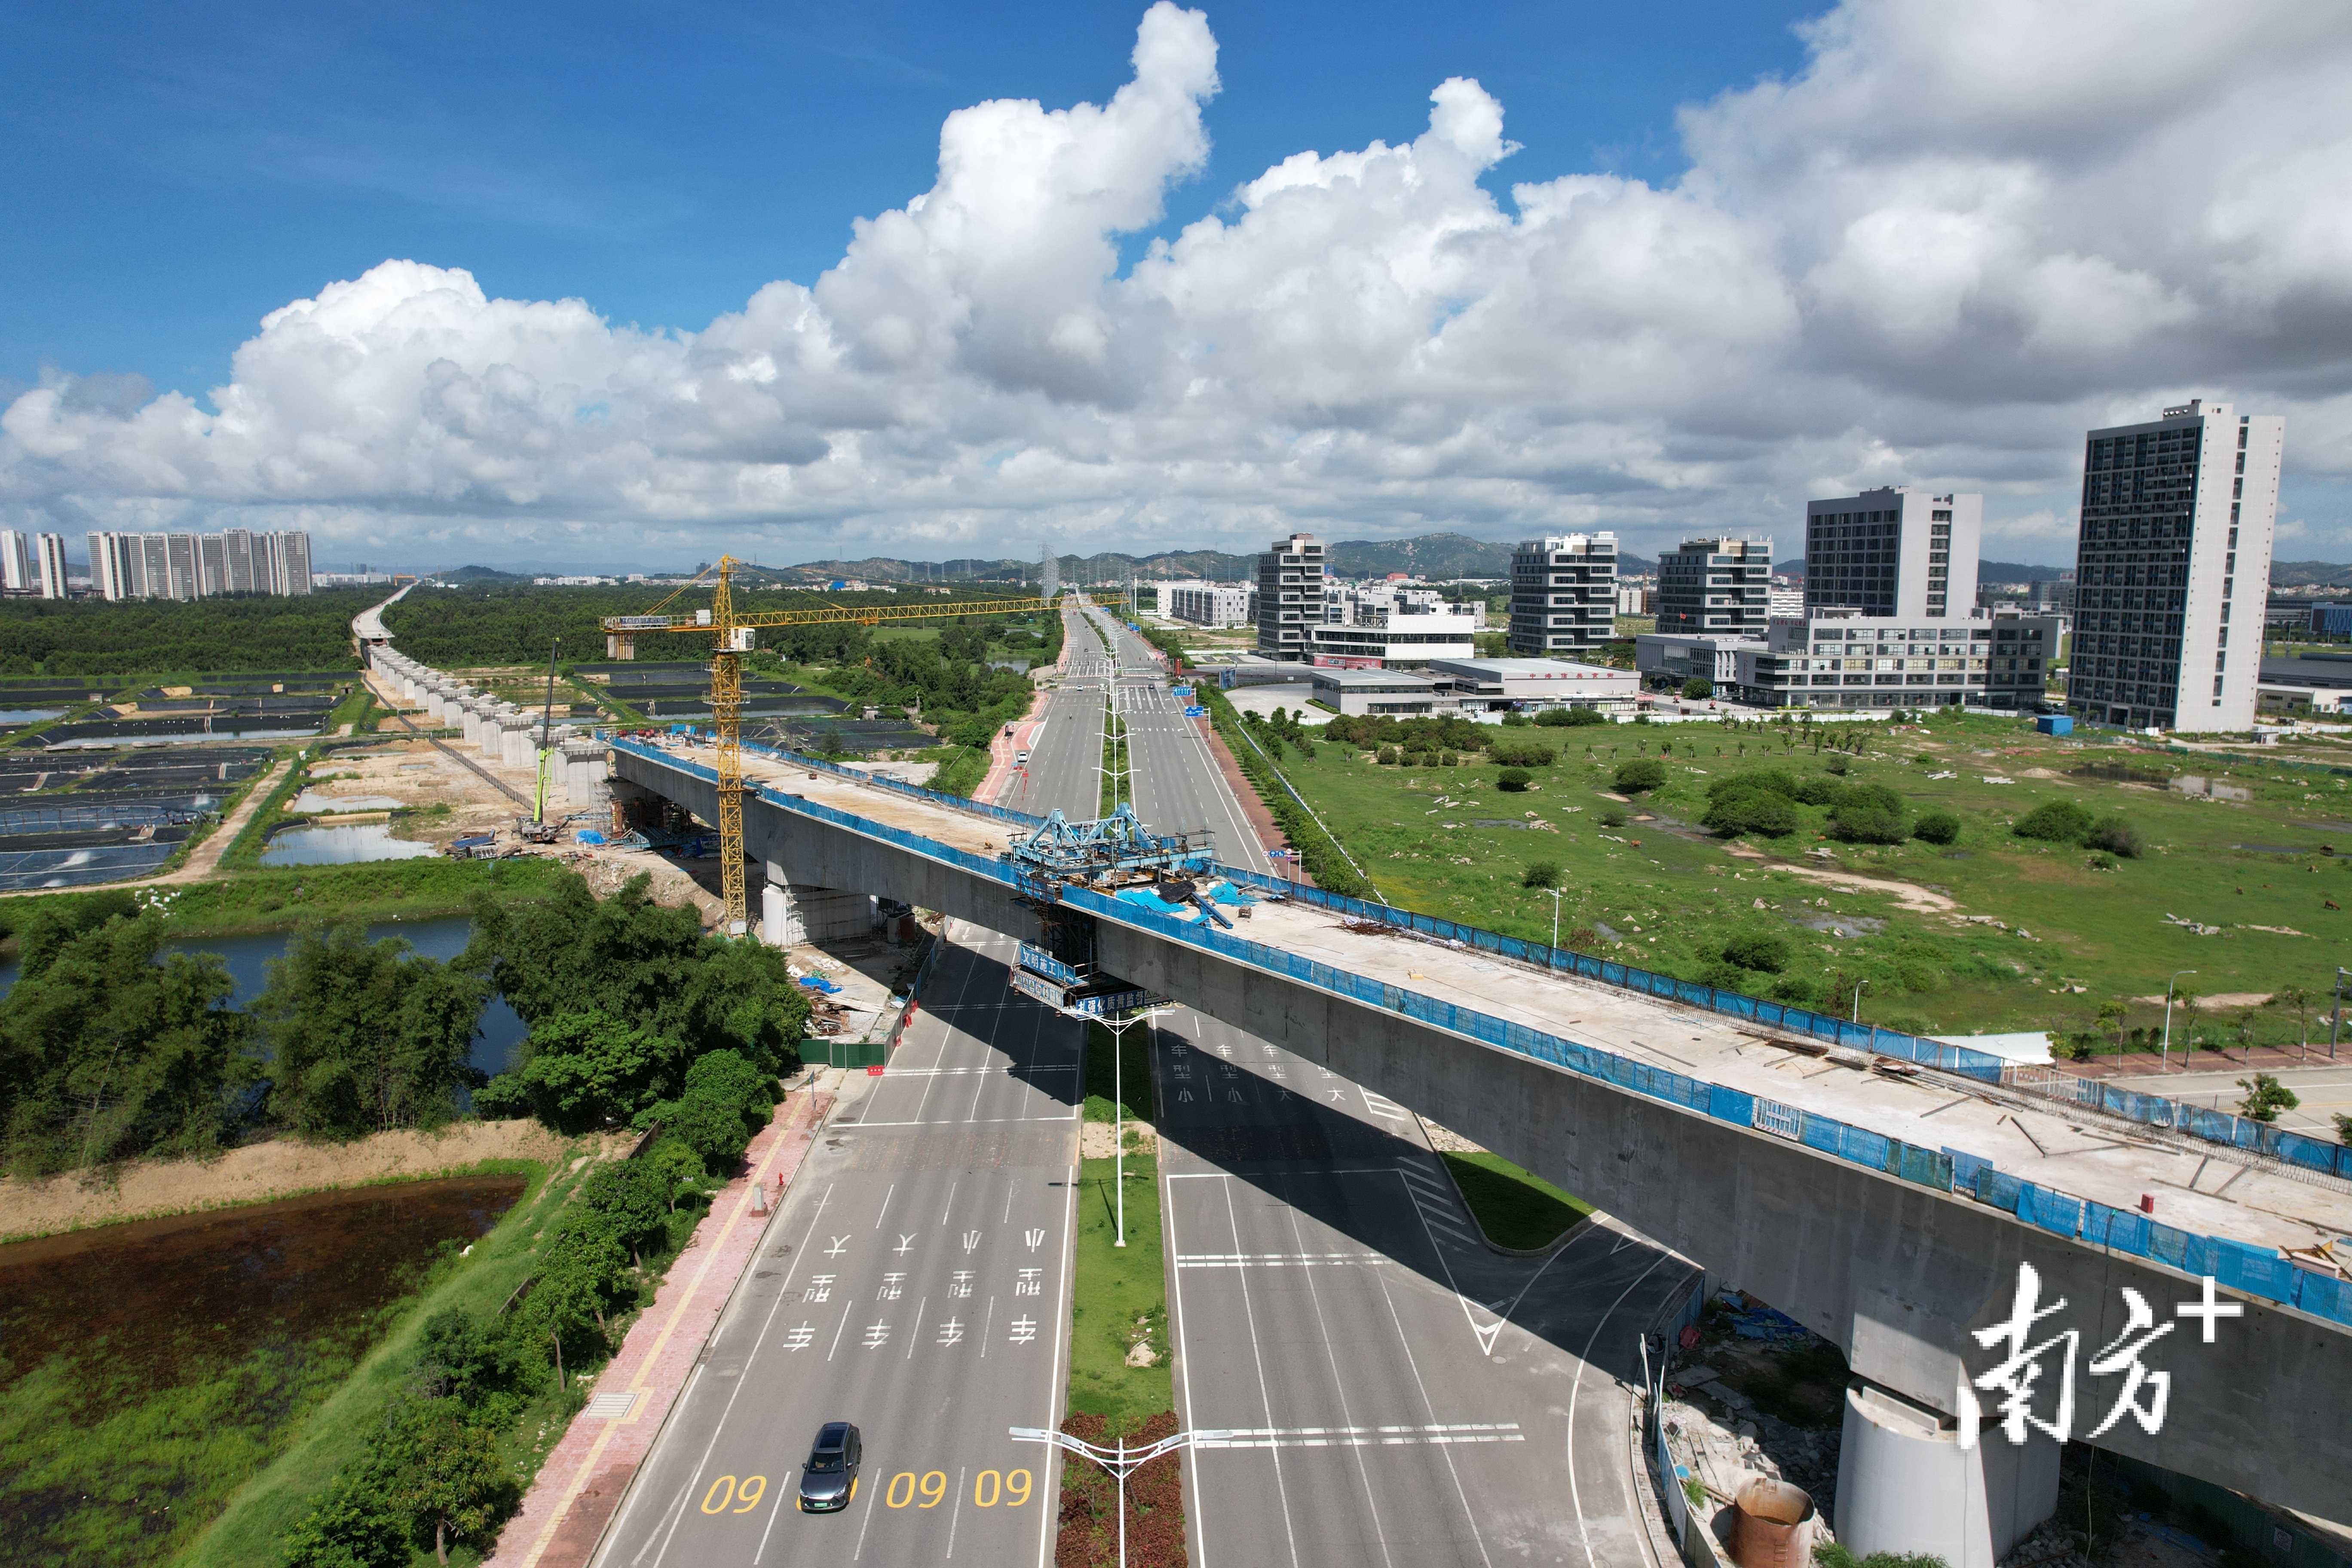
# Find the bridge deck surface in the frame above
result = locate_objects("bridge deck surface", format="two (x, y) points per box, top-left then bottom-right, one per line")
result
(708, 741), (2352, 1263)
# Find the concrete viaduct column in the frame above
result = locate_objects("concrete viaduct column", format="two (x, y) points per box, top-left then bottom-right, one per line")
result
(759, 860), (876, 946)
(1834, 1384), (2059, 1568)
(560, 737), (609, 807)
(501, 715), (536, 769)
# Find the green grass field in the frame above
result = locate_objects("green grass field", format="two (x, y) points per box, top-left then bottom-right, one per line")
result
(1064, 1153), (1170, 1437)
(1273, 710), (2352, 1048)
(1441, 1152), (1593, 1249)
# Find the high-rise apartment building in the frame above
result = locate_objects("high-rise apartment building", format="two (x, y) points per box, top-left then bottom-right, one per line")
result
(1256, 533), (1324, 660)
(1656, 537), (1772, 635)
(1804, 487), (1980, 620)
(0, 531), (32, 592)
(83, 529), (314, 601)
(1507, 533), (1617, 655)
(2067, 400), (2283, 732)
(34, 534), (67, 599)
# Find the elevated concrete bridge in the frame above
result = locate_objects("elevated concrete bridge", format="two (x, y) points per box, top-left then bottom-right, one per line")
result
(611, 735), (2352, 1524)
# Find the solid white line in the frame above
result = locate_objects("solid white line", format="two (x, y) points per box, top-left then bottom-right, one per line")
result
(847, 1115), (1080, 1127)
(1165, 1136), (1206, 1568)
(1286, 1197), (1396, 1568)
(1037, 1165), (1078, 1568)
(882, 1064), (1081, 1077)
(1221, 1177), (1301, 1568)
(1567, 1252), (1677, 1568)
(872, 1182), (896, 1230)
(1365, 1240), (1494, 1568)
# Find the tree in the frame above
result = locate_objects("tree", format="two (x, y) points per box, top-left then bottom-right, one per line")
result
(1912, 810), (1961, 845)
(1521, 861), (1560, 889)
(1496, 767), (1533, 793)
(643, 1048), (775, 1170)
(2085, 817), (2144, 858)
(646, 1135), (710, 1212)
(480, 1010), (684, 1133)
(2236, 1073), (2300, 1123)
(382, 1399), (514, 1565)
(1614, 758), (1666, 793)
(1680, 677), (1714, 701)
(0, 912), (251, 1173)
(1829, 804), (1909, 845)
(1703, 790), (1797, 838)
(256, 924), (488, 1138)
(280, 1468), (410, 1568)
(581, 1158), (671, 1266)
(2013, 800), (2095, 843)
(2096, 1000), (2128, 1054)
(1722, 932), (1789, 974)
(2269, 984), (2315, 1058)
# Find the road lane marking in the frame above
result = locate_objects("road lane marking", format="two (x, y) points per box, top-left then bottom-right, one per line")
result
(1195, 1424), (1527, 1448)
(1568, 1251), (1681, 1568)
(1366, 1238), (1497, 1568)
(1220, 1176), (1301, 1568)
(1283, 1196), (1397, 1568)
(872, 1183), (895, 1230)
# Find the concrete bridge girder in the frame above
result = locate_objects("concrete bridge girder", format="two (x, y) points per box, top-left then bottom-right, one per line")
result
(612, 749), (2352, 1523)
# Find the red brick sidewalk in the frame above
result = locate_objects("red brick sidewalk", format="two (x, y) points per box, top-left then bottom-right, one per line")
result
(483, 1084), (833, 1568)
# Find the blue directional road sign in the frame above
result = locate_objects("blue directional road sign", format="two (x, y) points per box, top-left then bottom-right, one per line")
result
(1183, 705), (1208, 718)
(1171, 685), (1193, 696)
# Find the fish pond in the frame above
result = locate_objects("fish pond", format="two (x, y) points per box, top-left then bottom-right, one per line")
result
(0, 1173), (525, 1567)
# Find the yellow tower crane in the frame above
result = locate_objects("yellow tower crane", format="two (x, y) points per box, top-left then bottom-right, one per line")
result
(600, 557), (1054, 934)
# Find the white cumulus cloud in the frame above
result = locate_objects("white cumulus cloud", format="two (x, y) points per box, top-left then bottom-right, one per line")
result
(5, 0), (2351, 566)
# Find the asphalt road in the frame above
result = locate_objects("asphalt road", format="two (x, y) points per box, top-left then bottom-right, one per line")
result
(998, 608), (1108, 822)
(588, 931), (1084, 1568)
(1060, 600), (1697, 1568)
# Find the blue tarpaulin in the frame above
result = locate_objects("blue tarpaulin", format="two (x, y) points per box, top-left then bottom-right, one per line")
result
(796, 975), (843, 995)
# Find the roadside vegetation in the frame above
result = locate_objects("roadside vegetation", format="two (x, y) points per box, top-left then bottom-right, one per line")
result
(1195, 703), (2352, 1046)
(1442, 1151), (1593, 1249)
(1060, 1019), (1182, 1565)
(0, 591), (379, 676)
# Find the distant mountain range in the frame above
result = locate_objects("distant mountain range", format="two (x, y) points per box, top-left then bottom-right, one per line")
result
(771, 533), (1659, 584)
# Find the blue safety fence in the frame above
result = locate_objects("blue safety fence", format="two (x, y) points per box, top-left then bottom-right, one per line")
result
(2011, 1067), (2352, 1181)
(609, 735), (2352, 1331)
(1209, 861), (2008, 1083)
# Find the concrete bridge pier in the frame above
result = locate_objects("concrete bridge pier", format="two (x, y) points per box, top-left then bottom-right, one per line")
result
(759, 867), (877, 947)
(1835, 1381), (2059, 1568)
(560, 738), (610, 806)
(501, 717), (536, 770)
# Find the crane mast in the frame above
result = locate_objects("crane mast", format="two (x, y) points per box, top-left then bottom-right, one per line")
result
(600, 557), (1054, 934)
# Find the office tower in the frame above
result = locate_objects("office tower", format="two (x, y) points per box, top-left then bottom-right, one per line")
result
(2067, 399), (2284, 732)
(1656, 536), (1773, 635)
(1507, 533), (1618, 655)
(35, 534), (67, 598)
(0, 530), (31, 592)
(1256, 533), (1324, 660)
(1804, 487), (1980, 619)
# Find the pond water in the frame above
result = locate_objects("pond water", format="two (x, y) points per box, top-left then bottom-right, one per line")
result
(0, 707), (64, 725)
(259, 821), (437, 864)
(0, 916), (530, 1078)
(0, 1175), (525, 1566)
(289, 790), (407, 813)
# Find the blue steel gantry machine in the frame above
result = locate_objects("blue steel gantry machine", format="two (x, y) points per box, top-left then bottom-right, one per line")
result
(1002, 805), (1227, 1017)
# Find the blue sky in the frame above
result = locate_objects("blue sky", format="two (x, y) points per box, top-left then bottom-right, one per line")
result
(3, 0), (2343, 571)
(1, 0), (1812, 401)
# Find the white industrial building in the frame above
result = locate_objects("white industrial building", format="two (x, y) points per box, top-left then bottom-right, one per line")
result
(1313, 583), (1480, 668)
(1307, 667), (1455, 717)
(1726, 612), (2059, 710)
(1635, 632), (1763, 691)
(1256, 533), (1325, 661)
(1425, 656), (1637, 714)
(1164, 580), (1257, 627)
(2066, 399), (2283, 733)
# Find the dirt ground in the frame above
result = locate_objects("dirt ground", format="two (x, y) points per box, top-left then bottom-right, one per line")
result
(0, 1119), (606, 1242)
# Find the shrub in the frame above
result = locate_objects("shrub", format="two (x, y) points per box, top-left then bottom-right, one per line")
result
(1722, 932), (1789, 974)
(1840, 782), (1905, 816)
(1490, 741), (1557, 768)
(1399, 749), (1422, 767)
(1377, 746), (1399, 765)
(1792, 775), (1846, 805)
(1614, 758), (1666, 793)
(1596, 807), (1629, 828)
(1823, 753), (1850, 776)
(1497, 768), (1533, 792)
(1770, 973), (1823, 1005)
(1709, 769), (1799, 802)
(1681, 677), (1714, 701)
(1522, 861), (1560, 889)
(1439, 750), (1458, 767)
(2236, 1072), (2300, 1123)
(1830, 805), (1909, 844)
(1535, 707), (1608, 727)
(1912, 810), (1961, 845)
(1704, 790), (1797, 838)
(1563, 924), (1601, 951)
(1499, 711), (1530, 726)
(2014, 800), (2095, 843)
(2085, 817), (2143, 858)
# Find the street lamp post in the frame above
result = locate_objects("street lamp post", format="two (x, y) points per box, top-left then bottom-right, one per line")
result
(1010, 1424), (1231, 1568)
(1852, 978), (1868, 1023)
(2333, 968), (2349, 1062)
(2161, 969), (2197, 1073)
(1081, 1004), (1167, 1249)
(1546, 886), (1565, 970)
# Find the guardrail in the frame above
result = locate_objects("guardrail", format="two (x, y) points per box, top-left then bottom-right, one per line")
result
(609, 737), (2352, 1328)
(2000, 1063), (2352, 1186)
